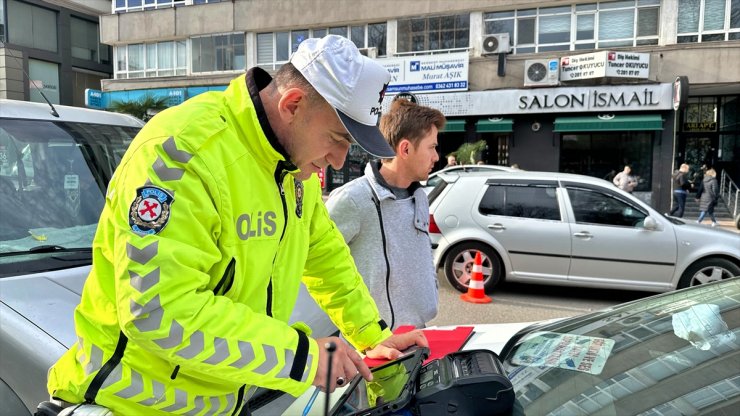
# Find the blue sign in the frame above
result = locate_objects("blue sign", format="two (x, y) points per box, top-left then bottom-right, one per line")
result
(85, 88), (104, 109)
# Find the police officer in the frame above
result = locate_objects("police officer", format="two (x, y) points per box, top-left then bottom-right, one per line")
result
(46, 35), (427, 415)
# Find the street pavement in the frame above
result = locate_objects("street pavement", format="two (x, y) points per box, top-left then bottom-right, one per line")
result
(427, 270), (653, 327)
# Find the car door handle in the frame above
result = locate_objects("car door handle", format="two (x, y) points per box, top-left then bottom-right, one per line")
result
(487, 224), (506, 231)
(573, 231), (592, 239)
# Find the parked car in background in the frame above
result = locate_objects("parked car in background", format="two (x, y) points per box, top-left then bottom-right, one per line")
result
(428, 170), (740, 294)
(0, 100), (338, 415)
(422, 163), (516, 190)
(499, 276), (740, 415)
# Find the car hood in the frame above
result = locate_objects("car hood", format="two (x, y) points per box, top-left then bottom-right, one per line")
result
(0, 265), (338, 351)
(0, 266), (89, 349)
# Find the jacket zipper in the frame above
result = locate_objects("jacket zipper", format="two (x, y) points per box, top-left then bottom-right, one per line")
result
(213, 258), (236, 295)
(370, 192), (395, 330)
(268, 163), (289, 317)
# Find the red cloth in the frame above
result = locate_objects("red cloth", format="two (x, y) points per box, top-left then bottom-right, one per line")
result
(364, 325), (475, 367)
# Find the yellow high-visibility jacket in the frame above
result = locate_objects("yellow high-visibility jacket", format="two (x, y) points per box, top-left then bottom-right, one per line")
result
(48, 69), (391, 415)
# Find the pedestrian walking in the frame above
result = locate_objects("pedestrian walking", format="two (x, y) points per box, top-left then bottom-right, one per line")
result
(696, 168), (719, 226)
(669, 163), (691, 217)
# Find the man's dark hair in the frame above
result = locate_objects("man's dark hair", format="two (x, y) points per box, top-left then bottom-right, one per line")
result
(274, 63), (320, 103)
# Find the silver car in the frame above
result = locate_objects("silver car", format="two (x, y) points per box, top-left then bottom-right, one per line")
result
(428, 170), (740, 293)
(423, 163), (516, 190)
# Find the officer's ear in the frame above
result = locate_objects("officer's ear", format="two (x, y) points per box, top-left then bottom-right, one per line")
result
(277, 88), (306, 122)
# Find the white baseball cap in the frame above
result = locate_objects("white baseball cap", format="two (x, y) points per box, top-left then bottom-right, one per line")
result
(290, 35), (394, 158)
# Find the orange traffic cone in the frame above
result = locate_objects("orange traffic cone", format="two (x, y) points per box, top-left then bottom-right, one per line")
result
(460, 251), (492, 304)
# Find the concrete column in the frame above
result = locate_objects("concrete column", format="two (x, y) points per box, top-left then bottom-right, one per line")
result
(659, 0), (678, 46)
(386, 20), (397, 56)
(0, 47), (26, 100)
(469, 11), (483, 56)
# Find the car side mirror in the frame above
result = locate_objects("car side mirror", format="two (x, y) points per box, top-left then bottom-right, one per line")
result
(642, 216), (658, 230)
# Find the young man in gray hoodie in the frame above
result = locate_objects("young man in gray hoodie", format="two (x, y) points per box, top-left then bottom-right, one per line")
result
(326, 98), (445, 329)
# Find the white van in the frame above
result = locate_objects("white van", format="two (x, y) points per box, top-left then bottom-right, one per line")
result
(0, 99), (144, 415)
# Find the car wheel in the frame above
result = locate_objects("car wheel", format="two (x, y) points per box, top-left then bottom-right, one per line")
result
(677, 258), (740, 289)
(443, 242), (503, 294)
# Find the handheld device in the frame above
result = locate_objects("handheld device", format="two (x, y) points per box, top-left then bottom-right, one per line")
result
(329, 347), (429, 416)
(414, 349), (514, 416)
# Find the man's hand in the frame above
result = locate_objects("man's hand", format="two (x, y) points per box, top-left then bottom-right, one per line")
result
(364, 329), (428, 361)
(313, 337), (371, 393)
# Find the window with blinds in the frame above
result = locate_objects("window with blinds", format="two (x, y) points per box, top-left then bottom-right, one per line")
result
(114, 40), (187, 79)
(678, 0), (740, 42)
(483, 1), (660, 54)
(256, 24), (387, 70)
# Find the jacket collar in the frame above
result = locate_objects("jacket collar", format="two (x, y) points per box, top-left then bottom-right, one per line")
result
(365, 161), (422, 200)
(223, 68), (298, 172)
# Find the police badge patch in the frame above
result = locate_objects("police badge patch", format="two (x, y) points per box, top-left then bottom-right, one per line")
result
(294, 178), (303, 218)
(129, 186), (174, 235)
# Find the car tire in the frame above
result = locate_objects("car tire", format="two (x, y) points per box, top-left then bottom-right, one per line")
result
(443, 242), (503, 294)
(677, 258), (740, 289)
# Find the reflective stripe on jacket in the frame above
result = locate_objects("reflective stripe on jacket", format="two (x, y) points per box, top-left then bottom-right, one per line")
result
(48, 71), (391, 415)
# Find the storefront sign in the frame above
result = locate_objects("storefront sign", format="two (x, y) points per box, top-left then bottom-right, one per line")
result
(380, 52), (469, 94)
(683, 122), (717, 132)
(560, 52), (606, 80)
(383, 83), (673, 116)
(560, 51), (649, 81)
(85, 89), (104, 109)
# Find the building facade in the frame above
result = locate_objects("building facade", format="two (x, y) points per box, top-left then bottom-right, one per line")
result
(51, 0), (740, 210)
(0, 0), (112, 106)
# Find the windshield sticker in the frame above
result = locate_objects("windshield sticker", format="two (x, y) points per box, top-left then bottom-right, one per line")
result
(672, 303), (736, 351)
(511, 332), (614, 375)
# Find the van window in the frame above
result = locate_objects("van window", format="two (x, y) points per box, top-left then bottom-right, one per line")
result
(0, 117), (139, 258)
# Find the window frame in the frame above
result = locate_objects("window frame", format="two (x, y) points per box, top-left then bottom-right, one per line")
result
(114, 39), (187, 79)
(482, 1), (660, 54)
(478, 181), (562, 221)
(564, 183), (648, 228)
(396, 13), (471, 54)
(677, 0), (740, 43)
(191, 32), (245, 75)
(256, 23), (387, 71)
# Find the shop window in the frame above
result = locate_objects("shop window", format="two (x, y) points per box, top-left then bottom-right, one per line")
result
(28, 59), (60, 104)
(71, 17), (109, 64)
(560, 132), (653, 191)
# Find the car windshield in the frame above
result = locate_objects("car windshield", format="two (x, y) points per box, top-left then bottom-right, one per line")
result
(0, 118), (139, 272)
(500, 277), (740, 415)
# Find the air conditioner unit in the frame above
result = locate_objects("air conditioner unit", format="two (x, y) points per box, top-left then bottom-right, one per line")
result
(524, 59), (560, 87)
(358, 47), (378, 59)
(481, 33), (510, 55)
